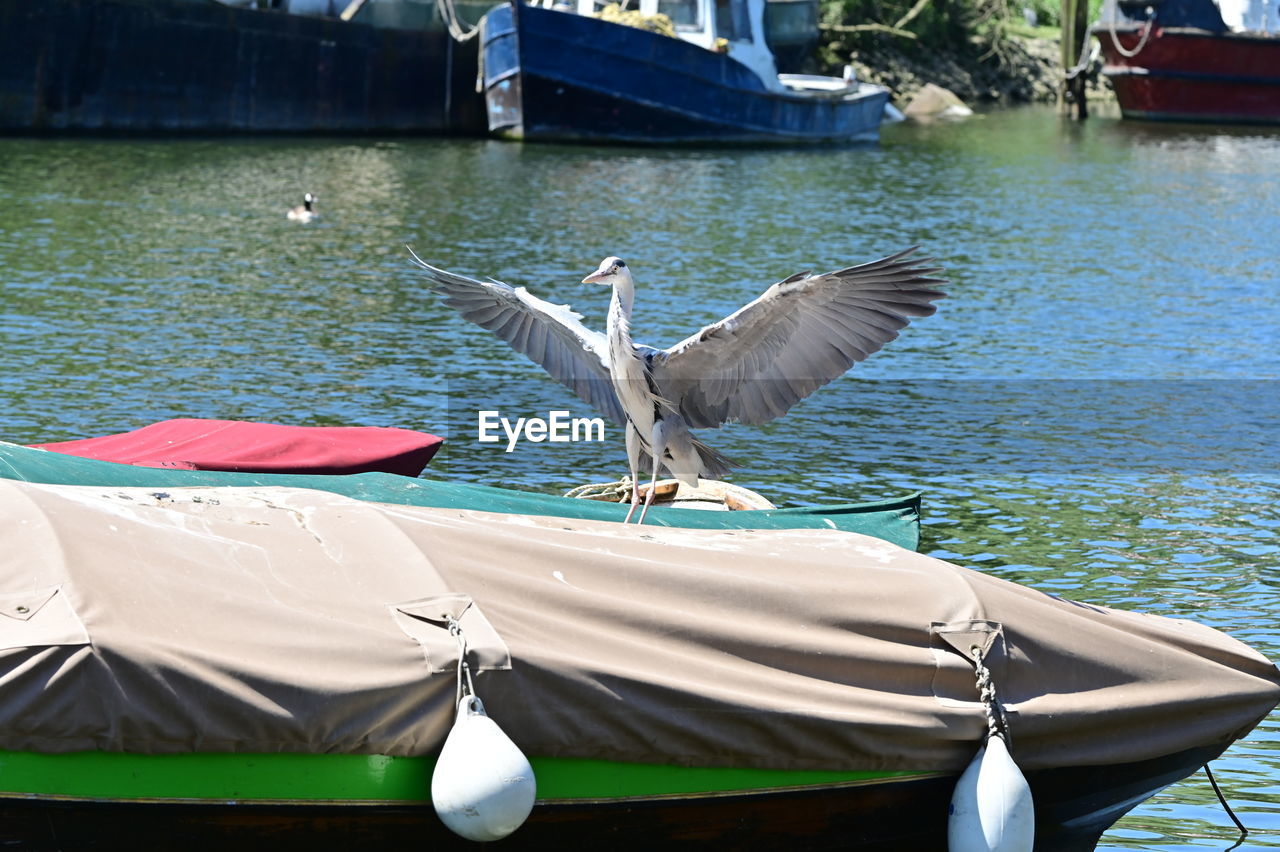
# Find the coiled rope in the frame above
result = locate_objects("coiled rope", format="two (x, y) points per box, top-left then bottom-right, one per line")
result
(563, 478), (634, 502)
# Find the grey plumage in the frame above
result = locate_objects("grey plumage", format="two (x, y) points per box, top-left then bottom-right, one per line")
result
(652, 247), (945, 429)
(410, 251), (625, 426)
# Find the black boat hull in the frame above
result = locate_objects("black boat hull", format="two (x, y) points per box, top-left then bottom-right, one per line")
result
(0, 0), (485, 133)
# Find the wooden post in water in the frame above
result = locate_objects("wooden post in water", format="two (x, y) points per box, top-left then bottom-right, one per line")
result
(1060, 0), (1091, 118)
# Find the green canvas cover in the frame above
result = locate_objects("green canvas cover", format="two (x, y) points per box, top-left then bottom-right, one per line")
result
(0, 442), (919, 549)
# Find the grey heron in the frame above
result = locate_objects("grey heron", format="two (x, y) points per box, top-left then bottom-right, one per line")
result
(411, 248), (946, 523)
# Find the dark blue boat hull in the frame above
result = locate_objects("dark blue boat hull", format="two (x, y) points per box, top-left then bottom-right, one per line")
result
(482, 1), (889, 145)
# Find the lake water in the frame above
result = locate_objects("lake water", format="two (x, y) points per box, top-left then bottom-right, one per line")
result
(1, 105), (1278, 848)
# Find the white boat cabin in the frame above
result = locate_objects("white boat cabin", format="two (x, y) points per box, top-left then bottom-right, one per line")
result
(1217, 0), (1280, 31)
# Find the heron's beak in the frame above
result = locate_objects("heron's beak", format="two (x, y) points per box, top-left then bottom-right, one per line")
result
(582, 269), (609, 285)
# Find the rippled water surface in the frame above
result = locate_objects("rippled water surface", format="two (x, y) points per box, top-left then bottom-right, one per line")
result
(2, 106), (1278, 848)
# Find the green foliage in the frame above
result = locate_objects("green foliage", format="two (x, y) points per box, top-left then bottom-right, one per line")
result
(822, 0), (971, 47)
(818, 0), (1081, 58)
(1022, 0), (1061, 27)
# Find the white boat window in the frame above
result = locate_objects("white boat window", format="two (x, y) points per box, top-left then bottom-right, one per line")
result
(657, 0), (704, 29)
(715, 0), (751, 40)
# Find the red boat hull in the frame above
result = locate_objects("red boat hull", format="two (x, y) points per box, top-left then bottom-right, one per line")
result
(1096, 25), (1280, 123)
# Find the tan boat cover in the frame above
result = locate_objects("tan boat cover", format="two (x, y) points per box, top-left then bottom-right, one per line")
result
(1, 479), (1276, 773)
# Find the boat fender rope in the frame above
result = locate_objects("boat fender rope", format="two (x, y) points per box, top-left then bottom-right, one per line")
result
(971, 645), (1011, 750)
(947, 644), (1035, 851)
(1205, 763), (1249, 846)
(1108, 5), (1156, 59)
(446, 614), (477, 706)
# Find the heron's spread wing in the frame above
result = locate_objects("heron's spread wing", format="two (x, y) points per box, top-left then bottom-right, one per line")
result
(653, 247), (946, 428)
(410, 251), (625, 426)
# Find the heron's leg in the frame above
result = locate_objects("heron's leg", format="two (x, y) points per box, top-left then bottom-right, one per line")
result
(637, 420), (670, 526)
(623, 421), (642, 524)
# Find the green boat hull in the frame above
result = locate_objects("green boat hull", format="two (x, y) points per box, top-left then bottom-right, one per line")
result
(0, 442), (920, 549)
(0, 750), (917, 803)
(0, 744), (1227, 850)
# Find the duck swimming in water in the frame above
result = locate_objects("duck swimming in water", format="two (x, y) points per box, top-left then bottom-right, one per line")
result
(287, 193), (317, 222)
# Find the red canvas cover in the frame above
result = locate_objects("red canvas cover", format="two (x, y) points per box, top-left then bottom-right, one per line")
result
(29, 419), (442, 476)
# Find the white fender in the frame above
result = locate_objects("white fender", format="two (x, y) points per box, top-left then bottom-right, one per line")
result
(431, 694), (536, 842)
(948, 733), (1035, 852)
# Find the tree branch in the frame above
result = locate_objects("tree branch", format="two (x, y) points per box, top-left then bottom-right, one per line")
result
(820, 22), (919, 38)
(893, 0), (932, 29)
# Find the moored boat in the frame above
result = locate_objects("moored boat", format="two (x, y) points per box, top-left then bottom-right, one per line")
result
(28, 418), (444, 476)
(0, 0), (486, 133)
(480, 0), (891, 144)
(0, 479), (1275, 849)
(0, 440), (923, 547)
(1094, 0), (1280, 124)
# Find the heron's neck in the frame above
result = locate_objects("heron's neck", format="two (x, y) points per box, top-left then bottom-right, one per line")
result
(607, 280), (635, 344)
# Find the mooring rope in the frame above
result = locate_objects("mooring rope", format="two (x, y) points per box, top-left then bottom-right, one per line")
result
(437, 0), (482, 42)
(1063, 18), (1101, 80)
(474, 12), (487, 93)
(1108, 6), (1156, 58)
(1204, 763), (1249, 847)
